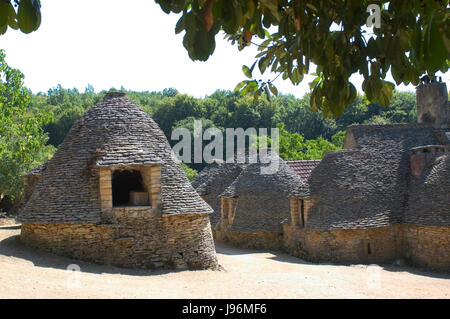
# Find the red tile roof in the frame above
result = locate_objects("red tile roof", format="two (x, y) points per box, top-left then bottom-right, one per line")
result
(286, 160), (321, 181)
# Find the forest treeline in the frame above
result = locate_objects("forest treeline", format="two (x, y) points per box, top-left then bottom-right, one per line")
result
(2, 83), (417, 212)
(33, 85), (417, 171)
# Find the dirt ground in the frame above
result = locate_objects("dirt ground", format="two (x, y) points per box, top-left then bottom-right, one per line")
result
(0, 224), (449, 299)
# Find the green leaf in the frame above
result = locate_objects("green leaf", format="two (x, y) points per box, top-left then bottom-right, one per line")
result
(234, 80), (247, 92)
(258, 55), (270, 74)
(424, 18), (448, 73)
(289, 68), (304, 84)
(260, 0), (280, 21)
(362, 77), (373, 102)
(18, 0), (40, 34)
(7, 4), (19, 30)
(390, 64), (403, 85)
(242, 65), (252, 78)
(0, 2), (9, 27)
(175, 15), (185, 34)
(268, 82), (278, 96)
(0, 23), (6, 35)
(367, 37), (377, 58)
(249, 60), (257, 74)
(309, 76), (320, 90)
(264, 85), (271, 101)
(378, 81), (395, 107)
(253, 87), (262, 102)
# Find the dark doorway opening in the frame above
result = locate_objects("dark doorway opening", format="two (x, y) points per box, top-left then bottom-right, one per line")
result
(367, 243), (372, 255)
(112, 170), (145, 206)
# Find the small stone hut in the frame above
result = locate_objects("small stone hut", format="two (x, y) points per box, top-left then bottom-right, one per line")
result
(19, 92), (218, 270)
(217, 150), (308, 249)
(284, 82), (450, 271)
(191, 160), (245, 231)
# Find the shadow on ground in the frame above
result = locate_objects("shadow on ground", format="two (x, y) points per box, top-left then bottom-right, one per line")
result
(1, 227), (448, 280)
(379, 264), (450, 280)
(214, 240), (450, 279)
(0, 230), (192, 277)
(215, 241), (317, 265)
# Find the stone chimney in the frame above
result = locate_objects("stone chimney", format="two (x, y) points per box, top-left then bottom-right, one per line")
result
(416, 81), (449, 128)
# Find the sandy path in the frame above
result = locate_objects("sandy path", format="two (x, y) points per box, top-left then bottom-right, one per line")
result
(0, 225), (448, 299)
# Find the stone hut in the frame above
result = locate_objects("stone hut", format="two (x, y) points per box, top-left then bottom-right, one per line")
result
(284, 82), (450, 271)
(191, 160), (245, 231)
(217, 150), (308, 250)
(19, 92), (218, 270)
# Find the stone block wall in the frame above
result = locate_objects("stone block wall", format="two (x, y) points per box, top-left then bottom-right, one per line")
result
(216, 230), (284, 250)
(99, 168), (113, 210)
(283, 224), (401, 264)
(149, 165), (161, 209)
(290, 198), (300, 226)
(21, 222), (117, 264)
(416, 82), (449, 128)
(20, 211), (218, 270)
(283, 223), (450, 271)
(220, 198), (235, 231)
(403, 225), (450, 272)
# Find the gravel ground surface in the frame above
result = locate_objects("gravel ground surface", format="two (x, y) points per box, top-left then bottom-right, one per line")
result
(0, 224), (449, 299)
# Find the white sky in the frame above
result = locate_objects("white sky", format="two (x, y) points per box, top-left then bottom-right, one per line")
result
(1, 0), (448, 97)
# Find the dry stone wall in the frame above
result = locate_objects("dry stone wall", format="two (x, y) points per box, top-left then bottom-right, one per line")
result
(403, 225), (450, 272)
(216, 230), (284, 250)
(283, 224), (449, 271)
(21, 212), (218, 270)
(283, 224), (401, 264)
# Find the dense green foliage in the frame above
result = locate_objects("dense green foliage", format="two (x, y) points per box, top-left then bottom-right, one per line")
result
(156, 0), (449, 116)
(182, 162), (198, 181)
(0, 49), (51, 211)
(254, 123), (343, 160)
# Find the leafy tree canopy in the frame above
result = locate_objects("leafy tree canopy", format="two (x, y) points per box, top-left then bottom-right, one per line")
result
(3, 1), (448, 117)
(0, 49), (50, 209)
(155, 0), (449, 116)
(254, 123), (343, 160)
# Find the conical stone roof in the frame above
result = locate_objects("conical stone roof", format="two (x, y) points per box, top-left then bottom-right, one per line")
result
(221, 149), (308, 199)
(192, 159), (246, 229)
(219, 150), (308, 233)
(306, 123), (445, 230)
(19, 92), (212, 223)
